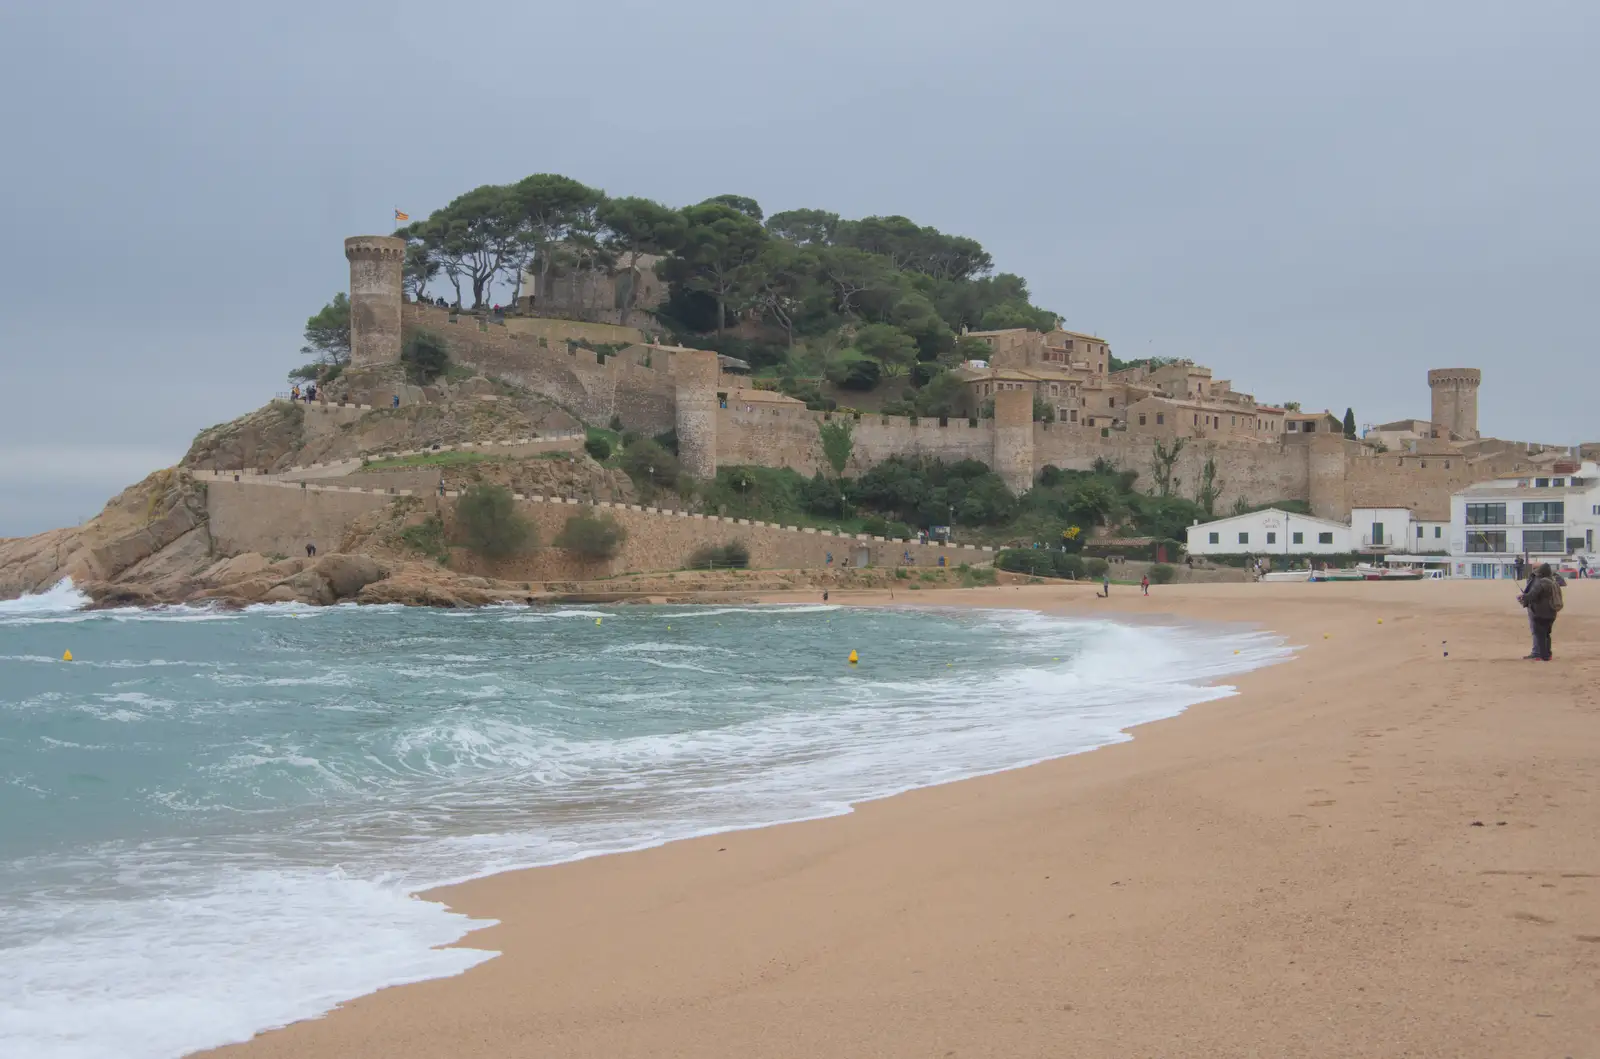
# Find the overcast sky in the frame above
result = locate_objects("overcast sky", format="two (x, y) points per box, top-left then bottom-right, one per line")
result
(1, 0), (1595, 536)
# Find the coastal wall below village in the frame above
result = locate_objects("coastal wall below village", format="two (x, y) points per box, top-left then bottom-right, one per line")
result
(204, 479), (990, 580)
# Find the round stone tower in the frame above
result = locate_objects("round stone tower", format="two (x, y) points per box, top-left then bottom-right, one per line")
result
(345, 235), (406, 368)
(674, 348), (721, 480)
(991, 388), (1036, 496)
(1427, 367), (1481, 440)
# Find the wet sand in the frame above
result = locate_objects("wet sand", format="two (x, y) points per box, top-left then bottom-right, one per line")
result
(201, 580), (1600, 1058)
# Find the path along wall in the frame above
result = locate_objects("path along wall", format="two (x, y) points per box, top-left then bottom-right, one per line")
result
(403, 304), (678, 433)
(205, 479), (993, 580)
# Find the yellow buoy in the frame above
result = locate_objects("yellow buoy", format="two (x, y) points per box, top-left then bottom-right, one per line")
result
(1324, 633), (1330, 639)
(595, 617), (602, 625)
(62, 649), (73, 662)
(848, 649), (859, 665)
(1377, 619), (1383, 624)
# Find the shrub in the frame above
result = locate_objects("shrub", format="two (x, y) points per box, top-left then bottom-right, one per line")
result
(1084, 557), (1109, 577)
(1052, 552), (1085, 579)
(895, 567), (910, 580)
(399, 514), (447, 561)
(962, 566), (998, 587)
(453, 484), (534, 559)
(621, 438), (680, 490)
(402, 330), (450, 384)
(1149, 563), (1176, 584)
(583, 435), (613, 461)
(687, 541), (750, 569)
(995, 549), (1056, 576)
(555, 512), (627, 560)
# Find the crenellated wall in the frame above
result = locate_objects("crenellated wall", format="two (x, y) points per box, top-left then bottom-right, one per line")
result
(204, 478), (994, 578)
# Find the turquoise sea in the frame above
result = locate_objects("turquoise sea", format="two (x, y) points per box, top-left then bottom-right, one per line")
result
(0, 582), (1290, 1058)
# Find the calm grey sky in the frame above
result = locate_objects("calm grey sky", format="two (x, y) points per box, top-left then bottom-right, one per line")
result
(1, 0), (1595, 535)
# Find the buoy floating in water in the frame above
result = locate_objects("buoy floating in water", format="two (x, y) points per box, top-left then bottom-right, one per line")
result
(595, 617), (602, 625)
(62, 650), (73, 662)
(848, 649), (859, 665)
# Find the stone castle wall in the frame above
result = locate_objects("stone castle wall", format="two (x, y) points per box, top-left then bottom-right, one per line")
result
(205, 479), (991, 580)
(404, 304), (678, 434)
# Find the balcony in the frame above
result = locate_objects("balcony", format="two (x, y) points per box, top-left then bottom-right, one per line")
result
(1360, 534), (1399, 550)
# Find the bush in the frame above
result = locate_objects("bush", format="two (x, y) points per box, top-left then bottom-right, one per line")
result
(687, 541), (750, 569)
(995, 549), (1056, 576)
(1149, 563), (1176, 584)
(583, 435), (613, 461)
(453, 484), (534, 559)
(399, 514), (447, 561)
(1084, 557), (1109, 578)
(824, 350), (882, 391)
(1052, 552), (1086, 579)
(621, 438), (680, 490)
(554, 512), (627, 560)
(402, 330), (450, 384)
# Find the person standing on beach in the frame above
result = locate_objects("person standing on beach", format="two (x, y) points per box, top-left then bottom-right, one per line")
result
(1099, 573), (1110, 598)
(1141, 574), (1150, 596)
(1518, 563), (1562, 661)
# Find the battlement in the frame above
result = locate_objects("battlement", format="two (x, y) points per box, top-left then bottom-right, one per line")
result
(344, 236), (406, 262)
(1427, 368), (1482, 386)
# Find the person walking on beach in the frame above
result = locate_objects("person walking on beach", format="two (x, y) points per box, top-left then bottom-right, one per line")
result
(1518, 563), (1562, 661)
(1098, 572), (1110, 598)
(1140, 573), (1150, 596)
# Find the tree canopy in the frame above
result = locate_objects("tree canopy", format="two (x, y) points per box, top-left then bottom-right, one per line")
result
(392, 173), (1062, 400)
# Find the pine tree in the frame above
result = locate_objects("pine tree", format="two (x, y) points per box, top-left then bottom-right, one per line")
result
(1342, 407), (1358, 439)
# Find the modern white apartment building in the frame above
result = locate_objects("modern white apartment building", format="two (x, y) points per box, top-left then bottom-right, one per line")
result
(1446, 461), (1600, 578)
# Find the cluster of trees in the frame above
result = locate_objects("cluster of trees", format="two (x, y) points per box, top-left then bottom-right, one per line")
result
(395, 173), (1060, 400)
(447, 484), (627, 563)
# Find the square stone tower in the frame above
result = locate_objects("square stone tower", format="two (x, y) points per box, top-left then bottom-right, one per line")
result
(1427, 368), (1481, 440)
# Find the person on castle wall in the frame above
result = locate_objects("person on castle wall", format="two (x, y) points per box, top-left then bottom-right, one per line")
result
(290, 385), (301, 401)
(305, 542), (317, 558)
(392, 395), (401, 408)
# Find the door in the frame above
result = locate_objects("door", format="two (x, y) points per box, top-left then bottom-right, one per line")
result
(1371, 522), (1384, 548)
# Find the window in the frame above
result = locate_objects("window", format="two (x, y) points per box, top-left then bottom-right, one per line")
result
(1050, 384), (1059, 396)
(1304, 421), (1317, 432)
(1138, 414), (1147, 426)
(1069, 410), (1078, 423)
(1287, 422), (1298, 432)
(1318, 532), (1334, 545)
(1292, 532), (1304, 545)
(1523, 529), (1564, 553)
(1552, 478), (1566, 487)
(1466, 530), (1508, 553)
(1208, 532), (1220, 544)
(1156, 413), (1164, 425)
(1238, 532), (1250, 544)
(1522, 501), (1564, 525)
(1416, 525), (1424, 538)
(1434, 526), (1442, 538)
(1267, 532), (1277, 544)
(1535, 477), (1549, 488)
(1109, 397), (1116, 407)
(1231, 416), (1236, 426)
(1194, 414), (1199, 426)
(1465, 502), (1506, 526)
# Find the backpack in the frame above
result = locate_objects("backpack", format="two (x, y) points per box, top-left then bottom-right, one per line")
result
(1550, 581), (1564, 613)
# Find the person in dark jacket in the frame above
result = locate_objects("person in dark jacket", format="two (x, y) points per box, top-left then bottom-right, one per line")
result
(1518, 563), (1560, 661)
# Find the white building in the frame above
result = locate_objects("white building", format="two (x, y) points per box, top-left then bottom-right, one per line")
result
(1350, 507), (1450, 555)
(1446, 460), (1600, 579)
(1185, 508), (1354, 557)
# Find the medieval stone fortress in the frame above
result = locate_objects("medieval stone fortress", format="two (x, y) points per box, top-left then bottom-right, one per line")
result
(348, 232), (1586, 527)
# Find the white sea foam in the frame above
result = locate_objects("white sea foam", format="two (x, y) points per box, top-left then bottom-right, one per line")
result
(0, 579), (91, 615)
(0, 869), (494, 1059)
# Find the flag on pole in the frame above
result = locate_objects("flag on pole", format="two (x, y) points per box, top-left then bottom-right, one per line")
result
(394, 208), (410, 222)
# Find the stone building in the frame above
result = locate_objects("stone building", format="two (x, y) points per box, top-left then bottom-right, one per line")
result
(519, 252), (668, 326)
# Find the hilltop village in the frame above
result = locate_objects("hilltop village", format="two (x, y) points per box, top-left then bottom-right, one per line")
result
(1, 185), (1593, 605)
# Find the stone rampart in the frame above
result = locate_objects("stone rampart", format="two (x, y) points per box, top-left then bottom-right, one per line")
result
(204, 478), (994, 579)
(716, 406), (995, 477)
(402, 304), (678, 433)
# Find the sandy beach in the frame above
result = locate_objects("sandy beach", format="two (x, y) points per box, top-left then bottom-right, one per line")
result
(200, 580), (1599, 1059)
